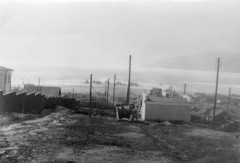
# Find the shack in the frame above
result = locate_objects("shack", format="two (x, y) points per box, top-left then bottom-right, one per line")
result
(141, 94), (191, 122)
(0, 66), (13, 93)
(150, 88), (162, 97)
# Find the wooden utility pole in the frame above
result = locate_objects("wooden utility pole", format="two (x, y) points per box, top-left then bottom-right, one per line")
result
(113, 74), (116, 106)
(227, 87), (231, 117)
(212, 58), (220, 125)
(126, 55), (131, 105)
(106, 78), (110, 108)
(184, 83), (187, 95)
(38, 77), (41, 92)
(201, 93), (205, 120)
(202, 93), (205, 108)
(104, 86), (107, 99)
(89, 74), (92, 117)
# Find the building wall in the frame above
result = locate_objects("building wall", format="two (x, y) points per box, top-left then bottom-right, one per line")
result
(0, 72), (5, 92)
(0, 70), (12, 93)
(5, 71), (12, 93)
(141, 93), (147, 120)
(144, 102), (191, 122)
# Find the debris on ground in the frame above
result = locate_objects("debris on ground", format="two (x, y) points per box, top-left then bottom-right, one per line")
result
(0, 106), (239, 162)
(218, 121), (240, 133)
(163, 121), (172, 126)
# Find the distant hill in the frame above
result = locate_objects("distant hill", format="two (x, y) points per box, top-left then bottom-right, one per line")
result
(145, 52), (240, 73)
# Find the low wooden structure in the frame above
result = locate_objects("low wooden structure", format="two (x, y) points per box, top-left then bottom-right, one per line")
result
(141, 94), (191, 122)
(0, 91), (76, 114)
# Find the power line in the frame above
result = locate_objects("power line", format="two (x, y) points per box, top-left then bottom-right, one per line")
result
(221, 57), (240, 67)
(92, 86), (106, 101)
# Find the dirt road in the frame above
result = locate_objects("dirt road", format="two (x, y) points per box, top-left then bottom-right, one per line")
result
(0, 107), (239, 163)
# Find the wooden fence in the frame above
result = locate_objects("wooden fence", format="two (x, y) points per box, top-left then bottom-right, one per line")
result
(0, 91), (78, 114)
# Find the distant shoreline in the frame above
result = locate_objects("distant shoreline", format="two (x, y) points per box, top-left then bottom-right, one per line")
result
(11, 66), (240, 96)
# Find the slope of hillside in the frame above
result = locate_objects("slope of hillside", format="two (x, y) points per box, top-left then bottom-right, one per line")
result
(146, 52), (240, 73)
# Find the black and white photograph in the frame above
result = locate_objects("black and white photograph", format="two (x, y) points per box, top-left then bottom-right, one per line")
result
(0, 0), (240, 162)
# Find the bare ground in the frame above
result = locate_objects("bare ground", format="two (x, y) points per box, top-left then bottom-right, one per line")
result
(0, 107), (239, 163)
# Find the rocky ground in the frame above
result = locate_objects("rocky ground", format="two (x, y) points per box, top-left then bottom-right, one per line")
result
(0, 106), (239, 163)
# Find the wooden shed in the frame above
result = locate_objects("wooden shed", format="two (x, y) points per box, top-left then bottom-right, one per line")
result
(141, 94), (191, 122)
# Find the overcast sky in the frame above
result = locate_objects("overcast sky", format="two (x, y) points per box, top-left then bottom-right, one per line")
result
(0, 0), (240, 69)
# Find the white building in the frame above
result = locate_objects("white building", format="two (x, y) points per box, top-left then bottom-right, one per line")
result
(0, 66), (13, 93)
(141, 94), (191, 122)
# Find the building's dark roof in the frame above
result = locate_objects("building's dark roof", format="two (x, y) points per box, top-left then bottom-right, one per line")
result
(0, 66), (14, 71)
(164, 89), (173, 94)
(152, 88), (162, 91)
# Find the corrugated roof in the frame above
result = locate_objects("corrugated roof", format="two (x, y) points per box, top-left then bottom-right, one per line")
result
(148, 95), (188, 103)
(145, 95), (191, 106)
(0, 66), (13, 71)
(24, 84), (61, 96)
